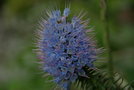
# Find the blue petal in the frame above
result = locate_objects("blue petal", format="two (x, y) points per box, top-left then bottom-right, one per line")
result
(63, 8), (70, 17)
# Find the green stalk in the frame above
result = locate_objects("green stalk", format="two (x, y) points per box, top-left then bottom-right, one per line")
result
(100, 0), (114, 79)
(66, 82), (71, 90)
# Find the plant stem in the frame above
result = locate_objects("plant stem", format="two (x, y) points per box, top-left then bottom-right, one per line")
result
(67, 83), (71, 90)
(100, 0), (114, 79)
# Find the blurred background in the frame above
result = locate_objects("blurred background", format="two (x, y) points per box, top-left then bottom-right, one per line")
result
(0, 0), (134, 90)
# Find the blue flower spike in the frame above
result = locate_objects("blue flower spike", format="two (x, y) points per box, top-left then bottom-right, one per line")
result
(36, 8), (99, 90)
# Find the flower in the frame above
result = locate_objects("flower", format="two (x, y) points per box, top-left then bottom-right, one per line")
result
(36, 8), (98, 90)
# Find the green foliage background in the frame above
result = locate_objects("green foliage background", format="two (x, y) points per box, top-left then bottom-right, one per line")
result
(0, 0), (134, 90)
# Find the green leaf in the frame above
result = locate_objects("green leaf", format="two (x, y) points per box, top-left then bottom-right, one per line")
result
(75, 67), (134, 90)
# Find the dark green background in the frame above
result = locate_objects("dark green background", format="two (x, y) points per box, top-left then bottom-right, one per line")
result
(0, 0), (134, 90)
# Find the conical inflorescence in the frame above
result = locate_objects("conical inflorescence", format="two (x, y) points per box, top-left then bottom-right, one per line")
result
(36, 8), (98, 90)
